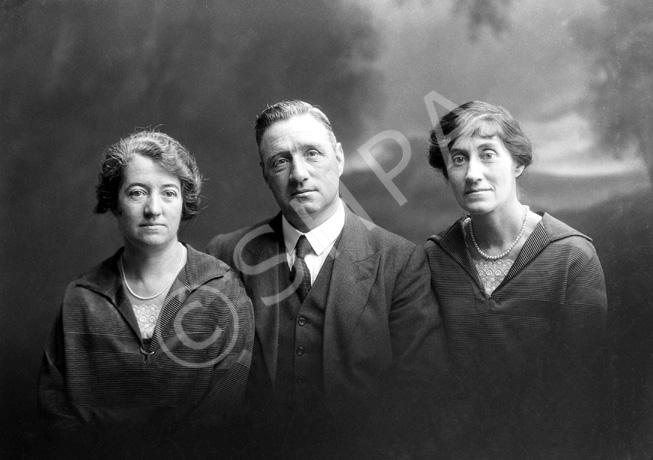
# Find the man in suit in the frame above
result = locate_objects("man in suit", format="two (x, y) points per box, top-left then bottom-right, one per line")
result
(208, 100), (447, 457)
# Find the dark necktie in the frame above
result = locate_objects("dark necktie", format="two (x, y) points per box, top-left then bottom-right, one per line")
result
(291, 235), (312, 302)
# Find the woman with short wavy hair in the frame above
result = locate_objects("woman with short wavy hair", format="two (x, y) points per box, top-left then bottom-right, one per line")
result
(38, 130), (254, 458)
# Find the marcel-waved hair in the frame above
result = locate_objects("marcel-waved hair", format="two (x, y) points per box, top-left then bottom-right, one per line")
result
(95, 130), (203, 220)
(428, 101), (532, 179)
(254, 99), (336, 148)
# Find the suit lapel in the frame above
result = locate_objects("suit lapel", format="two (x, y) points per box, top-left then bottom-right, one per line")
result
(249, 210), (381, 383)
(323, 209), (380, 355)
(244, 214), (286, 384)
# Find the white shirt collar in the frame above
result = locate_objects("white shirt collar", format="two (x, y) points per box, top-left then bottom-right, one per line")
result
(282, 199), (345, 256)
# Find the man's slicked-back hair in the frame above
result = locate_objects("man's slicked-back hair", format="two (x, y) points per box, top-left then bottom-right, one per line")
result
(254, 99), (336, 148)
(428, 101), (533, 180)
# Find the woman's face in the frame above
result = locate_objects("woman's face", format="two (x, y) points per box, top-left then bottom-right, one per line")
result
(115, 154), (183, 251)
(444, 133), (524, 216)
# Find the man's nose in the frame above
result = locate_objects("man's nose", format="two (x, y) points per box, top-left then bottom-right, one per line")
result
(289, 157), (309, 183)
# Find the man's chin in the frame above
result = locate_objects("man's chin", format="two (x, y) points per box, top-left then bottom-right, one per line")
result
(281, 202), (323, 230)
(290, 204), (318, 220)
(289, 198), (318, 214)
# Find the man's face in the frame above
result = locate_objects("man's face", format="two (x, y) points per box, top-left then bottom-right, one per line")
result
(259, 114), (344, 231)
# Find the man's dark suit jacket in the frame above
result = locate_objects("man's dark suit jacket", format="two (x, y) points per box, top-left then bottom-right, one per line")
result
(207, 207), (448, 450)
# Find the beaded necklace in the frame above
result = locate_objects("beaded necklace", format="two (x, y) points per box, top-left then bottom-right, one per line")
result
(119, 244), (185, 300)
(469, 206), (529, 260)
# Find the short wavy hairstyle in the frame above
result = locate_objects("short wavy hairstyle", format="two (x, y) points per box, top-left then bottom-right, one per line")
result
(428, 101), (533, 180)
(95, 130), (203, 220)
(254, 99), (336, 148)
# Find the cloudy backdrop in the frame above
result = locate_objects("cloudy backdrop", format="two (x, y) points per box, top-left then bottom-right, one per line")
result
(1, 0), (651, 457)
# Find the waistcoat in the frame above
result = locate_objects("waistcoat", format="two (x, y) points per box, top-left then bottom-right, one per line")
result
(274, 246), (337, 410)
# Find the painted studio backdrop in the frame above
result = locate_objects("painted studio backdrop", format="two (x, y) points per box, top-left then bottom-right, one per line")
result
(1, 0), (652, 457)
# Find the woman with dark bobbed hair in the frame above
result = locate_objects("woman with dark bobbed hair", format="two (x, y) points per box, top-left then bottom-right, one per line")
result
(38, 130), (254, 457)
(425, 102), (608, 459)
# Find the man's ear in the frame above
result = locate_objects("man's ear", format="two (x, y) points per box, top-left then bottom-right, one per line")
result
(515, 163), (525, 178)
(260, 160), (270, 186)
(335, 143), (345, 177)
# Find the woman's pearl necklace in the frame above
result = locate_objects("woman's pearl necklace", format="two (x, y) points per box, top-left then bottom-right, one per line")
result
(120, 244), (185, 300)
(469, 206), (529, 261)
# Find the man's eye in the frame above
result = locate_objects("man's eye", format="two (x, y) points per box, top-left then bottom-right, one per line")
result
(129, 190), (145, 197)
(272, 158), (289, 168)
